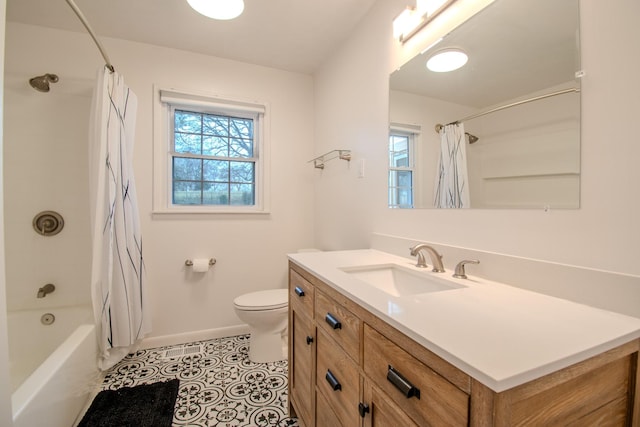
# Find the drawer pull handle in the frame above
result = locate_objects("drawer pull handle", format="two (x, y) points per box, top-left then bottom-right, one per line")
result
(387, 365), (420, 399)
(325, 313), (342, 330)
(358, 402), (370, 418)
(306, 335), (314, 345)
(294, 286), (305, 297)
(325, 370), (342, 391)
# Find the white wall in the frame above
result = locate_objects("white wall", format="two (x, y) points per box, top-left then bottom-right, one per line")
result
(4, 23), (316, 341)
(315, 0), (640, 278)
(0, 0), (15, 423)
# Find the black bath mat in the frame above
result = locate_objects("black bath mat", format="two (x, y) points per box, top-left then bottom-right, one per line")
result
(77, 379), (179, 427)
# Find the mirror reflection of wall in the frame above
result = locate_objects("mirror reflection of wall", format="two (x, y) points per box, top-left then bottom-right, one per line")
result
(389, 0), (581, 209)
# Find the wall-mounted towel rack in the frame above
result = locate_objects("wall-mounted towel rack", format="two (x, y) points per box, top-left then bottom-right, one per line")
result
(309, 150), (351, 169)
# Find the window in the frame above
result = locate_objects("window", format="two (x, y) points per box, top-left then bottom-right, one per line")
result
(153, 88), (269, 214)
(388, 127), (417, 208)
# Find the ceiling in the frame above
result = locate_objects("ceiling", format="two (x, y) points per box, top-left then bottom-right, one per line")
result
(6, 0), (378, 74)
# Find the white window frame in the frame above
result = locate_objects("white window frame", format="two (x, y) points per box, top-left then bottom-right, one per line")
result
(389, 123), (421, 209)
(153, 86), (270, 214)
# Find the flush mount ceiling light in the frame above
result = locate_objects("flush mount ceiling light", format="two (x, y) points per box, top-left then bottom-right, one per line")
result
(426, 48), (468, 72)
(187, 0), (245, 20)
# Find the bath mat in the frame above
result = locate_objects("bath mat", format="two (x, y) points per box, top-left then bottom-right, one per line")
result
(77, 379), (179, 427)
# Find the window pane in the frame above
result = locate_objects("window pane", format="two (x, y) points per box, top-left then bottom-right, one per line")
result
(397, 170), (412, 187)
(173, 157), (202, 180)
(203, 160), (229, 181)
(203, 115), (228, 136)
(230, 183), (254, 205)
(175, 111), (201, 133)
(175, 132), (201, 154)
(230, 161), (254, 183)
(173, 181), (202, 205)
(229, 138), (252, 158)
(229, 118), (253, 139)
(203, 182), (229, 205)
(203, 136), (228, 157)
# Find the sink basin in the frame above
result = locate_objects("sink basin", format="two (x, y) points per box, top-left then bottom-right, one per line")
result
(341, 263), (465, 297)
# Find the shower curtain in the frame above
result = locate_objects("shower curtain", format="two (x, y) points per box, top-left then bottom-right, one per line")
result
(433, 123), (470, 208)
(89, 67), (150, 370)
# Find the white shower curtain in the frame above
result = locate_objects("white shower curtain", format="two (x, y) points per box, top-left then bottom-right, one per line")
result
(89, 67), (150, 370)
(433, 123), (470, 208)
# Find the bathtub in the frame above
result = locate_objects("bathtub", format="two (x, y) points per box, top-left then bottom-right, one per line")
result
(8, 306), (100, 427)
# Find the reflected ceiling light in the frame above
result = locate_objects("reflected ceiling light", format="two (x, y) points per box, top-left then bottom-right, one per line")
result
(426, 48), (468, 72)
(187, 0), (245, 20)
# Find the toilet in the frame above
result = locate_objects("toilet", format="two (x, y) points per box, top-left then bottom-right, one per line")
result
(233, 288), (289, 363)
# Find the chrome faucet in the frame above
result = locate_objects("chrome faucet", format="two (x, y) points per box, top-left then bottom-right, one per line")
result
(37, 283), (55, 298)
(409, 244), (445, 273)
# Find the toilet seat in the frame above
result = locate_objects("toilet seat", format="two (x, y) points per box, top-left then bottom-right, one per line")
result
(233, 289), (288, 311)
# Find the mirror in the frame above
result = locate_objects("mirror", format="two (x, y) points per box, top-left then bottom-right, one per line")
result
(389, 0), (581, 209)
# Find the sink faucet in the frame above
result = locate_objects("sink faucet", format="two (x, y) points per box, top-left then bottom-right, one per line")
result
(37, 283), (55, 298)
(409, 244), (445, 273)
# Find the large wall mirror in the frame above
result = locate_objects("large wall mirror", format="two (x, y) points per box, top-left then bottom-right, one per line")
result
(389, 0), (581, 209)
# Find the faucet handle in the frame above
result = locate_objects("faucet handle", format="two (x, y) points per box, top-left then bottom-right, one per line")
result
(453, 260), (479, 279)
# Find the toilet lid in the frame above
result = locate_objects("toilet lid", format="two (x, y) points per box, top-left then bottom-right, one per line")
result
(234, 289), (288, 311)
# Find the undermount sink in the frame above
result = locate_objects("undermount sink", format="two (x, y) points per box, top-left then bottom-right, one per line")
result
(341, 263), (466, 297)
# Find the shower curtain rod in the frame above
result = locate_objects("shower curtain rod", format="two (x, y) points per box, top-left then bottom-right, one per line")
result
(65, 0), (115, 72)
(435, 87), (580, 133)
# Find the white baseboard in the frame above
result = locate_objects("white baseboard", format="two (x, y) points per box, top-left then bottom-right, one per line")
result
(139, 324), (250, 350)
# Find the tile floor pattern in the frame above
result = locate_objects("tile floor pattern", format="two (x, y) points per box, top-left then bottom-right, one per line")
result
(101, 335), (299, 426)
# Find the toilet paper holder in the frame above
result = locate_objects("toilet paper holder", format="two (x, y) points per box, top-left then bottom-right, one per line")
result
(185, 258), (217, 267)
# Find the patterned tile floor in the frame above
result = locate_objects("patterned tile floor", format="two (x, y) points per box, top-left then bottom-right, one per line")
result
(100, 335), (299, 426)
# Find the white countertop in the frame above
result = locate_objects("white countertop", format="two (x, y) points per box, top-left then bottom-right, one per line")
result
(288, 249), (640, 392)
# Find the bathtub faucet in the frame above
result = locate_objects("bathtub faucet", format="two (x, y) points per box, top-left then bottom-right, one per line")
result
(37, 283), (56, 298)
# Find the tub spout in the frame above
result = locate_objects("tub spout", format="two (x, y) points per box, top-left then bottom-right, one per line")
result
(37, 283), (56, 298)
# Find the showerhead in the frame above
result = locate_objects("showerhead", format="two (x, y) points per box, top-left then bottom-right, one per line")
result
(29, 73), (59, 92)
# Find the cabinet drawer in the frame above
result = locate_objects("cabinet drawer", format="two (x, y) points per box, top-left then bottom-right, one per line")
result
(315, 291), (360, 361)
(316, 328), (360, 427)
(363, 325), (469, 426)
(290, 269), (315, 316)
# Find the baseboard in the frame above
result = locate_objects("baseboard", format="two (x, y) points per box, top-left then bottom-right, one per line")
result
(139, 324), (250, 350)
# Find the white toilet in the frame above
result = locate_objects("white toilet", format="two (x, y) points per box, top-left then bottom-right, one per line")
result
(233, 289), (289, 363)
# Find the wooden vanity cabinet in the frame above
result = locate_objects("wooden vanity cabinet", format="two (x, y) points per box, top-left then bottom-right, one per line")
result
(288, 261), (640, 426)
(289, 269), (316, 427)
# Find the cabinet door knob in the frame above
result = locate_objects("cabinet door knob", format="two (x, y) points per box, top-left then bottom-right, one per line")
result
(387, 365), (420, 399)
(358, 402), (370, 418)
(294, 286), (305, 297)
(306, 335), (314, 345)
(325, 312), (342, 330)
(325, 369), (342, 391)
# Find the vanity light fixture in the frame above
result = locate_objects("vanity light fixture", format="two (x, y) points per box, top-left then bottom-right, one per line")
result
(187, 0), (245, 20)
(393, 0), (456, 43)
(426, 48), (468, 72)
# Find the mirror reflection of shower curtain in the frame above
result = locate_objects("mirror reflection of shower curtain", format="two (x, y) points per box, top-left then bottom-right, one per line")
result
(89, 67), (150, 370)
(433, 123), (470, 208)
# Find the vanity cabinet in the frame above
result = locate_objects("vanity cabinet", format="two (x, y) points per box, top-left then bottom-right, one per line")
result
(289, 269), (316, 427)
(288, 261), (640, 426)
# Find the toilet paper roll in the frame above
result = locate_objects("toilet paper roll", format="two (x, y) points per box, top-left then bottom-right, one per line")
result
(191, 258), (210, 273)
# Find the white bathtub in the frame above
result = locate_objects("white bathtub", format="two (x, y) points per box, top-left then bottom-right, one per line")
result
(8, 306), (100, 427)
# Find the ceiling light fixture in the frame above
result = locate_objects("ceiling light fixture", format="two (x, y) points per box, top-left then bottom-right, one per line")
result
(187, 0), (245, 20)
(426, 48), (468, 72)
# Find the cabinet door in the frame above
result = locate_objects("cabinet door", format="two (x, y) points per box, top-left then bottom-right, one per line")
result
(290, 307), (315, 426)
(316, 328), (360, 427)
(363, 381), (419, 427)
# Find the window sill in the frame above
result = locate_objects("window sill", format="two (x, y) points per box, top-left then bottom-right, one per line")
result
(152, 205), (271, 216)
